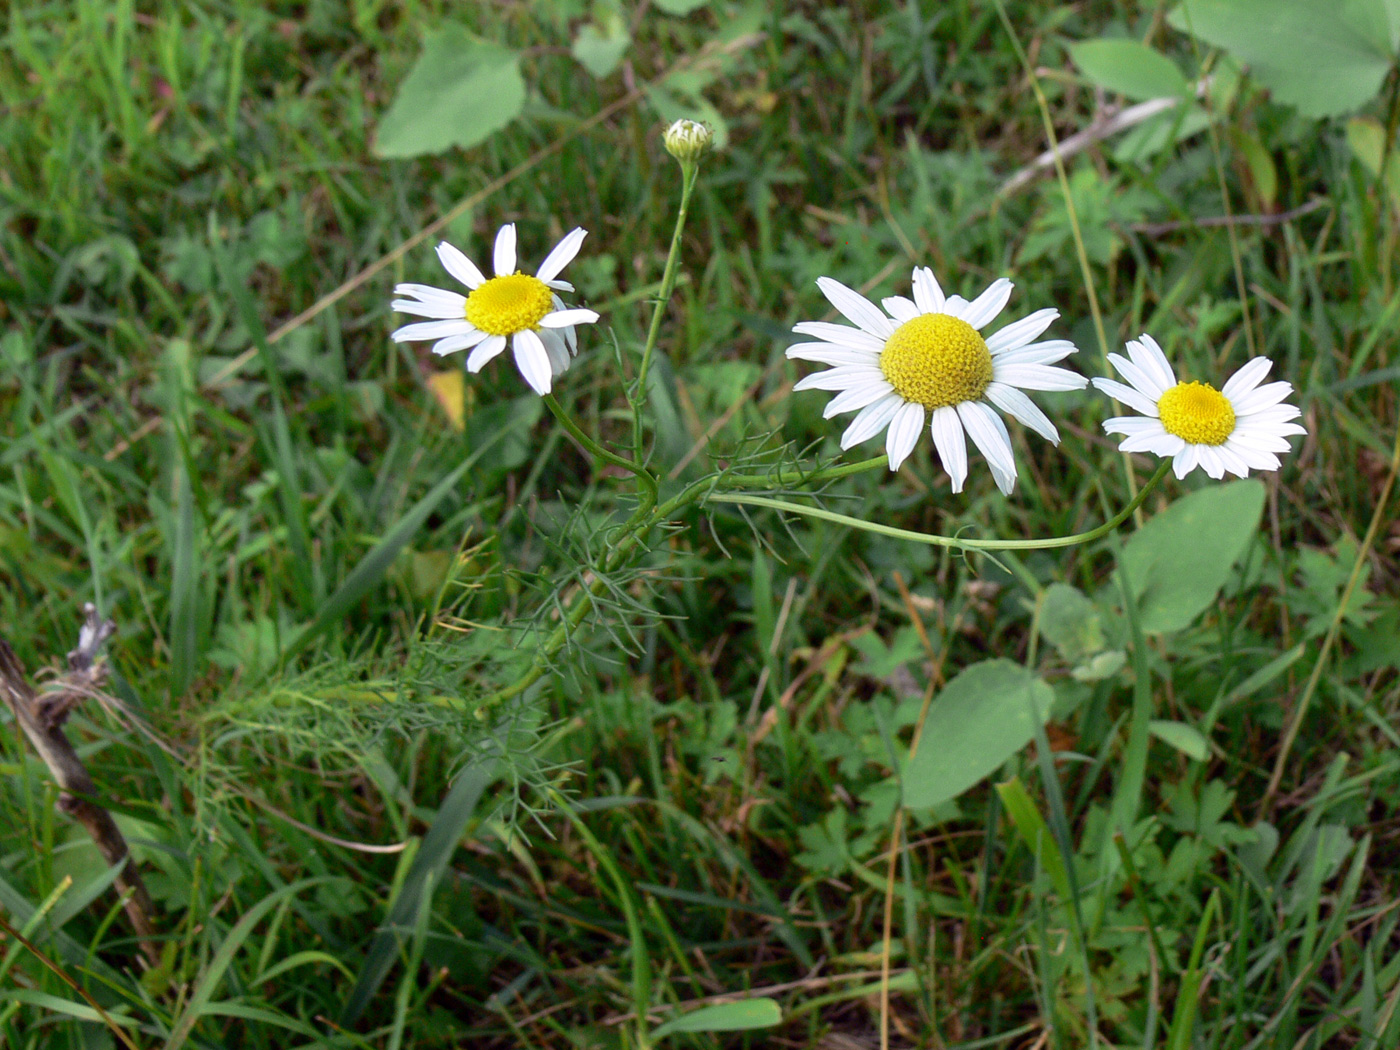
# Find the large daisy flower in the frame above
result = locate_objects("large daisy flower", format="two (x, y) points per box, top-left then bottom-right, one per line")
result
(1092, 334), (1306, 479)
(787, 269), (1087, 493)
(390, 224), (599, 396)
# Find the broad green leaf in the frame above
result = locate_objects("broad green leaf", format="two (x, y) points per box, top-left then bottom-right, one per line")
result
(572, 16), (631, 78)
(1116, 480), (1264, 633)
(904, 660), (1054, 809)
(1169, 0), (1397, 117)
(1071, 38), (1189, 100)
(1149, 719), (1210, 761)
(651, 998), (782, 1039)
(375, 27), (524, 158)
(654, 0), (712, 13)
(1039, 583), (1105, 662)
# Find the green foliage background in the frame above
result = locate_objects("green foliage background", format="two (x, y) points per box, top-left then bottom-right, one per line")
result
(2, 0), (1399, 1047)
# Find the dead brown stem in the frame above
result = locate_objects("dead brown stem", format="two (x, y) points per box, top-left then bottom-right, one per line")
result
(0, 605), (159, 968)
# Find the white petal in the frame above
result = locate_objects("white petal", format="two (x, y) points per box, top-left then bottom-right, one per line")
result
(513, 328), (552, 394)
(1092, 377), (1160, 417)
(1239, 404), (1304, 425)
(840, 394), (904, 449)
(989, 459), (1018, 495)
(983, 383), (1058, 443)
(1107, 352), (1169, 400)
(929, 406), (968, 492)
(961, 278), (1013, 330)
(435, 243), (486, 290)
(1125, 336), (1176, 392)
(817, 276), (896, 338)
(493, 223), (517, 276)
(957, 400), (1017, 482)
(392, 285), (467, 318)
(986, 308), (1058, 354)
(544, 279), (575, 292)
(393, 281), (459, 302)
(794, 365), (886, 392)
(1229, 381), (1295, 415)
(885, 402), (926, 470)
(1173, 444), (1201, 478)
(786, 342), (880, 367)
(1197, 446), (1226, 479)
(1101, 416), (1164, 437)
(539, 327), (571, 375)
(911, 267), (946, 314)
(823, 379), (896, 417)
(540, 308), (598, 328)
(993, 341), (1079, 368)
(552, 294), (579, 351)
(1226, 429), (1296, 453)
(392, 319), (475, 343)
(1120, 431), (1185, 457)
(791, 321), (888, 355)
(466, 334), (508, 373)
(1215, 443), (1253, 478)
(1224, 440), (1280, 472)
(882, 295), (920, 323)
(1221, 357), (1273, 402)
(993, 363), (1089, 392)
(536, 227), (587, 282)
(431, 330), (488, 357)
(942, 294), (970, 316)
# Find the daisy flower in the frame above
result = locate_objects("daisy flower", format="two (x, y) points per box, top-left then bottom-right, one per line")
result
(390, 223), (599, 396)
(787, 268), (1087, 493)
(1091, 335), (1306, 479)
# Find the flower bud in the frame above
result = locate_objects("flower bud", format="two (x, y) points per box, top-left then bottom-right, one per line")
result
(663, 119), (711, 164)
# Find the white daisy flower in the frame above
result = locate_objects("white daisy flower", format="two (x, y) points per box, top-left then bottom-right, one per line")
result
(1091, 334), (1306, 480)
(390, 224), (599, 396)
(786, 268), (1088, 493)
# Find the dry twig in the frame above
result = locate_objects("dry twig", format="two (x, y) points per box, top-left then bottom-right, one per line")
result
(0, 605), (159, 968)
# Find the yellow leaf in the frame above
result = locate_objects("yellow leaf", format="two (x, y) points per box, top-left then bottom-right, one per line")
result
(427, 369), (465, 431)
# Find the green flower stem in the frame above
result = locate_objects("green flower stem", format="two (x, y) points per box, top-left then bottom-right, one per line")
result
(717, 455), (889, 489)
(476, 457), (1169, 715)
(705, 459), (1174, 552)
(631, 162), (700, 466)
(543, 394), (659, 512)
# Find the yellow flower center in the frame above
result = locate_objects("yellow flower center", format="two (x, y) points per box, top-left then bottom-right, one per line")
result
(879, 314), (993, 410)
(464, 273), (553, 336)
(1157, 381), (1236, 445)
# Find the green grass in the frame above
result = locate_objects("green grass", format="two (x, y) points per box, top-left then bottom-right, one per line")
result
(3, 1), (1400, 1048)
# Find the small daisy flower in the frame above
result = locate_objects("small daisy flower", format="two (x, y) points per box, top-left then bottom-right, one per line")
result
(390, 223), (599, 396)
(787, 268), (1088, 493)
(1091, 334), (1306, 480)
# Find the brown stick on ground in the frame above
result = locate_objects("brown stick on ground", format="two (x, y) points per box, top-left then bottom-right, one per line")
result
(0, 605), (159, 968)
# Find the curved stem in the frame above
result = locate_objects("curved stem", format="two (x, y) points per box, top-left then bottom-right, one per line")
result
(632, 163), (699, 465)
(543, 394), (658, 511)
(706, 459), (1173, 552)
(717, 455), (889, 490)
